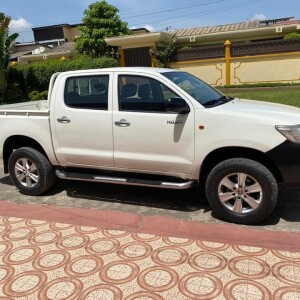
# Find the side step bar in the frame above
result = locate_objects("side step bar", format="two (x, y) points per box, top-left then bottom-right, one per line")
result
(55, 170), (196, 190)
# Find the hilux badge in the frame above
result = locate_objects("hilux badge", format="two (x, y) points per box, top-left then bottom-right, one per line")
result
(167, 120), (183, 124)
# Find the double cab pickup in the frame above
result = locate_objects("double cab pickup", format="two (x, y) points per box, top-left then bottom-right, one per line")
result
(1, 67), (300, 224)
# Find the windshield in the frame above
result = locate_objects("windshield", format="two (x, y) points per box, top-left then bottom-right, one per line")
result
(162, 71), (232, 107)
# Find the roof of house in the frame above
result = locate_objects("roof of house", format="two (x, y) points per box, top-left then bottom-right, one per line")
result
(13, 43), (40, 52)
(32, 23), (82, 31)
(131, 28), (151, 34)
(10, 42), (76, 61)
(173, 17), (299, 37)
(10, 50), (34, 60)
(46, 42), (76, 53)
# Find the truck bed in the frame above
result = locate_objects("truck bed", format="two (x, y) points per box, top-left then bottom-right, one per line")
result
(0, 100), (49, 115)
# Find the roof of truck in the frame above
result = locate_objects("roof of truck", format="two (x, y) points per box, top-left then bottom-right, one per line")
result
(101, 67), (177, 73)
(59, 67), (179, 76)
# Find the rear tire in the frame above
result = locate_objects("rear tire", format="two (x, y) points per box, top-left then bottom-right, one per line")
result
(8, 147), (56, 196)
(205, 158), (278, 224)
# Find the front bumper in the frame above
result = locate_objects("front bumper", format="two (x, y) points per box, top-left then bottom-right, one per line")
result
(266, 141), (300, 188)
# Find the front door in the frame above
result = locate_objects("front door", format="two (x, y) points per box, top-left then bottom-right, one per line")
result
(53, 73), (114, 167)
(113, 74), (195, 175)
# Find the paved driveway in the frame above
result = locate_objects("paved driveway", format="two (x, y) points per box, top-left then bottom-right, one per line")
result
(1, 161), (300, 232)
(1, 161), (300, 299)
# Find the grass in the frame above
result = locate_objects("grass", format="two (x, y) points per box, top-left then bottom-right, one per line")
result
(222, 89), (300, 108)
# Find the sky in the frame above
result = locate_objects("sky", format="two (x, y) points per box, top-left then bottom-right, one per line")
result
(1, 0), (300, 43)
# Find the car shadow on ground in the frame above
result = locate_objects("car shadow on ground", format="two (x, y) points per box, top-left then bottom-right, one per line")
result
(60, 179), (207, 213)
(0, 175), (13, 186)
(0, 174), (207, 213)
(44, 180), (300, 226)
(1, 175), (300, 226)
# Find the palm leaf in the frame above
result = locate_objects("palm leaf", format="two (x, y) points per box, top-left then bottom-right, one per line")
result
(0, 16), (18, 101)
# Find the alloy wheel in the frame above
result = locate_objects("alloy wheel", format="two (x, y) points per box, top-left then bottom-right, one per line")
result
(218, 172), (263, 214)
(14, 158), (39, 188)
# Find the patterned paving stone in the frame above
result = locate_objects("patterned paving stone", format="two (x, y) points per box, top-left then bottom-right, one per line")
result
(1, 216), (300, 299)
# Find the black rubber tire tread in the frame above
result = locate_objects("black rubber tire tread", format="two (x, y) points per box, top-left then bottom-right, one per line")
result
(8, 147), (56, 196)
(205, 158), (278, 224)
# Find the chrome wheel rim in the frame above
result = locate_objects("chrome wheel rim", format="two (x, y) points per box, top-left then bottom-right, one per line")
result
(14, 158), (39, 188)
(218, 173), (263, 214)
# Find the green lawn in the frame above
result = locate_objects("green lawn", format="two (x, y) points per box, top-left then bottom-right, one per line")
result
(221, 89), (300, 108)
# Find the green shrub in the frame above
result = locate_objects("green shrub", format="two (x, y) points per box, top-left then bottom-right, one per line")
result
(216, 82), (300, 89)
(284, 32), (300, 40)
(4, 67), (27, 104)
(28, 90), (48, 101)
(4, 83), (25, 104)
(7, 55), (117, 101)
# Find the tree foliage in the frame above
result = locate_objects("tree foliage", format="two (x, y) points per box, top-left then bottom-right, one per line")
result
(6, 55), (117, 103)
(155, 38), (176, 68)
(76, 1), (130, 57)
(0, 14), (19, 103)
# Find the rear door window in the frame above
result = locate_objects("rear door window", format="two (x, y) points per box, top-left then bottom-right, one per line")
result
(64, 75), (109, 110)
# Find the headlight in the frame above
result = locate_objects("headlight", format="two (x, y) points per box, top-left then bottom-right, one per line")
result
(276, 125), (300, 144)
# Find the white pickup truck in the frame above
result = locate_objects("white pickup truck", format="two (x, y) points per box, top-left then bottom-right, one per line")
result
(1, 67), (300, 224)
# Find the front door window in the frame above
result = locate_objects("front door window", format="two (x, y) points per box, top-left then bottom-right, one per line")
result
(118, 75), (185, 113)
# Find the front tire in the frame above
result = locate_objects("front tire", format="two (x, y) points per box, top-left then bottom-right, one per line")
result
(205, 158), (278, 224)
(8, 147), (56, 196)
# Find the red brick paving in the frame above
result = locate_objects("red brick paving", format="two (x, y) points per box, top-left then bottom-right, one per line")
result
(1, 201), (300, 252)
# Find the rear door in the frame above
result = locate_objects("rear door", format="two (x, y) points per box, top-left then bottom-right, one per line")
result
(52, 72), (114, 167)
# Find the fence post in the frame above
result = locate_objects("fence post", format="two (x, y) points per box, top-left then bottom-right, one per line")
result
(224, 40), (231, 86)
(150, 47), (158, 67)
(118, 49), (125, 67)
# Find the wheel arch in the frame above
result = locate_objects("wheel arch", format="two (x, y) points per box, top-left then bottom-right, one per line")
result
(3, 135), (49, 174)
(199, 146), (283, 184)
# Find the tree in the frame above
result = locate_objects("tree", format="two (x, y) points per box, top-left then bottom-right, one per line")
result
(76, 1), (130, 57)
(0, 14), (19, 103)
(155, 38), (176, 68)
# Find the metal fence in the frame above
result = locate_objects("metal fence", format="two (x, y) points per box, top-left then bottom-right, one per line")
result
(171, 45), (224, 61)
(232, 39), (300, 57)
(171, 39), (300, 62)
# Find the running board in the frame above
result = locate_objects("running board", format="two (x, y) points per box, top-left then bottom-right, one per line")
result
(55, 170), (196, 190)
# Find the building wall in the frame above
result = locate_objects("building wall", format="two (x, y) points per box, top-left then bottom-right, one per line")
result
(63, 27), (80, 42)
(171, 51), (300, 86)
(231, 53), (300, 84)
(33, 27), (64, 42)
(171, 59), (227, 86)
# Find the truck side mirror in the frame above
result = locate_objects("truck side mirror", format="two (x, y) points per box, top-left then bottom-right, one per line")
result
(165, 97), (190, 114)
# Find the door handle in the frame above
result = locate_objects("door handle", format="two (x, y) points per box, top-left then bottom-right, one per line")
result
(57, 116), (71, 124)
(114, 119), (131, 127)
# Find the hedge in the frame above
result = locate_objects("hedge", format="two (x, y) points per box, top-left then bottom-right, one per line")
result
(216, 82), (300, 89)
(6, 55), (117, 103)
(284, 32), (300, 40)
(28, 90), (48, 101)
